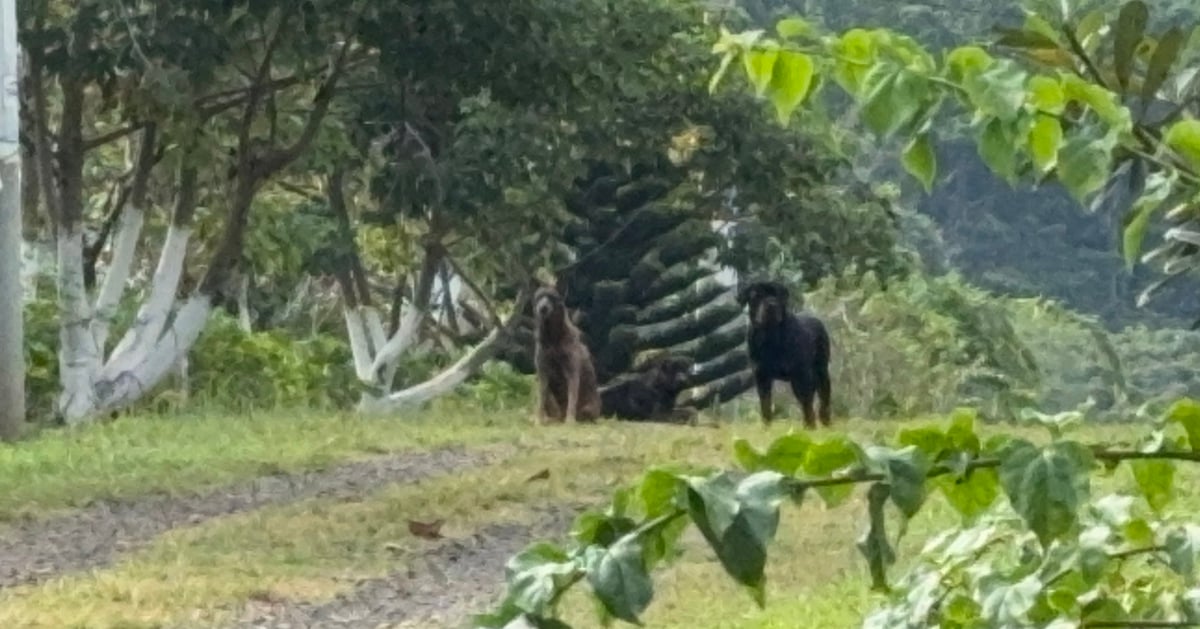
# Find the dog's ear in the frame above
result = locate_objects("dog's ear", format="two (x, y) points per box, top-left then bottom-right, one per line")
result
(775, 283), (791, 304)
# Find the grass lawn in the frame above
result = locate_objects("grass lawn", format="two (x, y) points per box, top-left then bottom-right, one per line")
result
(0, 406), (530, 522)
(0, 405), (1184, 628)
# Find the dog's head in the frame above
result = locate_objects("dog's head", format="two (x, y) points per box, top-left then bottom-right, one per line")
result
(737, 281), (790, 327)
(638, 353), (694, 394)
(534, 285), (566, 323)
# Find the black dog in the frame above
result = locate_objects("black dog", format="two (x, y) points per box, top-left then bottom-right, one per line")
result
(600, 353), (696, 424)
(737, 280), (832, 427)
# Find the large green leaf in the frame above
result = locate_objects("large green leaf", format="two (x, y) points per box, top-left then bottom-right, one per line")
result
(962, 59), (1028, 121)
(585, 535), (653, 624)
(978, 116), (1020, 183)
(504, 542), (581, 615)
(803, 436), (865, 507)
(1141, 27), (1187, 106)
(742, 48), (779, 98)
(860, 65), (929, 137)
(998, 439), (1093, 547)
(1027, 75), (1066, 115)
(1165, 525), (1200, 583)
(1113, 1), (1149, 89)
(1130, 458), (1176, 514)
(768, 51), (816, 125)
(1057, 131), (1115, 202)
(1123, 171), (1177, 269)
(857, 482), (896, 591)
(937, 468), (1001, 521)
(977, 573), (1043, 626)
(902, 131), (937, 193)
(863, 445), (930, 518)
(946, 45), (994, 83)
(1028, 114), (1064, 174)
(684, 471), (787, 605)
(1166, 119), (1200, 170)
(775, 17), (814, 40)
(1166, 398), (1200, 451)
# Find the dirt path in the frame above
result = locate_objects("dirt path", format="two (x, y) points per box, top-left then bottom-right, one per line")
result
(0, 444), (512, 590)
(230, 505), (581, 629)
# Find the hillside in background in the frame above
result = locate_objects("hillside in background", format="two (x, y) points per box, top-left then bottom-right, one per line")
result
(739, 0), (1200, 329)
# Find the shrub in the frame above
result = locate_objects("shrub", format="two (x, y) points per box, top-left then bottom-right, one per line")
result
(804, 270), (1039, 420)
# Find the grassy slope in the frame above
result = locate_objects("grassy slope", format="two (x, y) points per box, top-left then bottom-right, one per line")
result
(0, 407), (1174, 628)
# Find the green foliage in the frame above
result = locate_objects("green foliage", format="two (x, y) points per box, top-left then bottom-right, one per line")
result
(479, 400), (1200, 628)
(710, 1), (1200, 322)
(177, 314), (360, 412)
(802, 270), (1040, 420)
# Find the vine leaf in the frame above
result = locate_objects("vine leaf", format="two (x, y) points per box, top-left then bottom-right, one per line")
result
(1141, 26), (1186, 107)
(977, 116), (1020, 184)
(857, 482), (895, 591)
(937, 468), (1000, 521)
(503, 542), (582, 616)
(1130, 458), (1176, 514)
(803, 436), (864, 507)
(863, 445), (930, 518)
(1028, 114), (1063, 175)
(1122, 171), (1177, 269)
(1113, 0), (1149, 90)
(1165, 525), (1200, 584)
(901, 131), (937, 193)
(735, 433), (812, 477)
(1166, 119), (1200, 170)
(998, 439), (1092, 547)
(585, 535), (654, 624)
(684, 471), (787, 605)
(1166, 398), (1200, 451)
(768, 51), (816, 125)
(977, 573), (1042, 626)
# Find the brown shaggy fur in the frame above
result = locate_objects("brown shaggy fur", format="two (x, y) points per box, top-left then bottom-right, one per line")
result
(533, 285), (600, 424)
(600, 353), (696, 424)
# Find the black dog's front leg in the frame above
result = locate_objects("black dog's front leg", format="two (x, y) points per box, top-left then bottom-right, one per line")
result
(755, 370), (774, 424)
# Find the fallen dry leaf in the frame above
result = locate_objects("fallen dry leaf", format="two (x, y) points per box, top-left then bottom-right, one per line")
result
(407, 518), (445, 540)
(525, 468), (551, 482)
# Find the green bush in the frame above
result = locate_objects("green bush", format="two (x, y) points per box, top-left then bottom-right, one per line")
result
(182, 313), (358, 412)
(804, 270), (1040, 421)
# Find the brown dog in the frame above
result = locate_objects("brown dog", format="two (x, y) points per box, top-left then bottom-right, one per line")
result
(600, 353), (696, 424)
(533, 285), (600, 424)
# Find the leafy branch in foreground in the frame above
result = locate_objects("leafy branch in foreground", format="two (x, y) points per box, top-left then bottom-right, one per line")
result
(708, 3), (1200, 314)
(475, 399), (1200, 628)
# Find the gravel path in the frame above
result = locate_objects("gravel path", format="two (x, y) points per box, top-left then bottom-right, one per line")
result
(0, 444), (511, 590)
(229, 506), (581, 629)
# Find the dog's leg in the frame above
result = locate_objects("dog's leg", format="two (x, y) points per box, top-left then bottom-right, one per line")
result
(538, 378), (562, 424)
(816, 365), (832, 426)
(755, 370), (774, 424)
(565, 360), (581, 424)
(791, 377), (817, 429)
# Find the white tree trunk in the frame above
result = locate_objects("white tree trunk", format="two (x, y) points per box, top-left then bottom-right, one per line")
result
(55, 227), (102, 423)
(91, 205), (144, 352)
(357, 325), (504, 415)
(344, 306), (375, 382)
(237, 274), (252, 332)
(106, 224), (191, 371)
(369, 306), (422, 375)
(93, 294), (212, 413)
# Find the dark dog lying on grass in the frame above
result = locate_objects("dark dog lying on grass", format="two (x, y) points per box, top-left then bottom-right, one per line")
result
(599, 353), (696, 424)
(737, 280), (832, 427)
(533, 285), (600, 424)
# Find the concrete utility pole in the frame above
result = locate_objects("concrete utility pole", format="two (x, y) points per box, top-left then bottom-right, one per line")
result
(0, 0), (24, 440)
